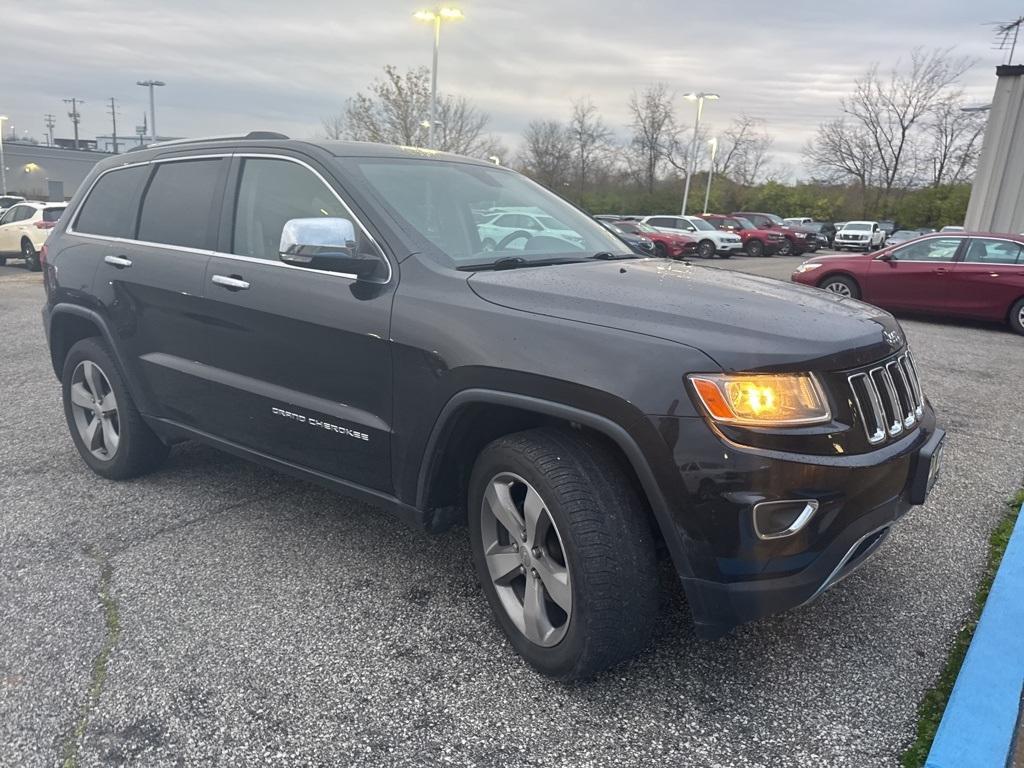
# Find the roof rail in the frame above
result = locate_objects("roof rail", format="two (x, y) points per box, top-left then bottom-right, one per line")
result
(148, 131), (290, 148)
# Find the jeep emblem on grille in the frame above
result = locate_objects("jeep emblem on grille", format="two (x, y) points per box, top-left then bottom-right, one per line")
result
(883, 329), (903, 349)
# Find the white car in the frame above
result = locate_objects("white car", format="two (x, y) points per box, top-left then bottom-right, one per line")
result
(0, 201), (67, 271)
(833, 220), (885, 252)
(639, 215), (743, 259)
(0, 195), (26, 215)
(940, 225), (965, 233)
(477, 211), (585, 251)
(783, 217), (814, 227)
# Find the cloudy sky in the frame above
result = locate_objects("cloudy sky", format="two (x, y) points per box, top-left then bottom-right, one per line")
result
(2, 0), (1011, 176)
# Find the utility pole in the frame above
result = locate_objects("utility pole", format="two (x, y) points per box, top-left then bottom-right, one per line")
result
(63, 98), (84, 150)
(44, 114), (56, 147)
(107, 97), (119, 154)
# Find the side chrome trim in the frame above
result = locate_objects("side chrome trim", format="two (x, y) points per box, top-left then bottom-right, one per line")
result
(803, 524), (892, 606)
(66, 151), (394, 285)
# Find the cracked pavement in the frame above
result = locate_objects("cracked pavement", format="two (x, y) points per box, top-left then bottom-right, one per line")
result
(1, 267), (1022, 767)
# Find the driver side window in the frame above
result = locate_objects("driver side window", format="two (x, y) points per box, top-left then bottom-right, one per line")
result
(890, 237), (961, 262)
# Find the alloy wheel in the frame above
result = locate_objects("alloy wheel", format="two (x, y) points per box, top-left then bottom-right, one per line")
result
(824, 280), (853, 297)
(69, 360), (120, 460)
(698, 241), (715, 259)
(479, 472), (572, 647)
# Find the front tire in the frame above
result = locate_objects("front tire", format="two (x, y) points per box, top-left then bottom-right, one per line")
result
(745, 239), (764, 258)
(1009, 297), (1024, 336)
(819, 274), (861, 300)
(654, 241), (668, 259)
(777, 238), (793, 256)
(61, 338), (170, 480)
(21, 239), (40, 271)
(468, 427), (659, 681)
(697, 240), (715, 259)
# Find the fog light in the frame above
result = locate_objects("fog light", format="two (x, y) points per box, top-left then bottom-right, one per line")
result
(752, 499), (819, 540)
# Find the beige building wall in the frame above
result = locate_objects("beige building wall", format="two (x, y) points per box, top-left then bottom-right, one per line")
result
(964, 65), (1024, 234)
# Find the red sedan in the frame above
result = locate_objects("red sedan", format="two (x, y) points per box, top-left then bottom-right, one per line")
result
(791, 232), (1024, 335)
(613, 220), (698, 259)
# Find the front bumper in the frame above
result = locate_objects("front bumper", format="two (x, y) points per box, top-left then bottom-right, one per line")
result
(835, 238), (871, 250)
(716, 241), (744, 253)
(648, 408), (942, 637)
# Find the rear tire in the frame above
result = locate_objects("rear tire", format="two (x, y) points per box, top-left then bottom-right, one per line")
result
(0, 255), (6, 266)
(1009, 297), (1024, 336)
(61, 337), (170, 480)
(21, 239), (40, 271)
(468, 427), (659, 681)
(745, 239), (764, 258)
(819, 274), (860, 300)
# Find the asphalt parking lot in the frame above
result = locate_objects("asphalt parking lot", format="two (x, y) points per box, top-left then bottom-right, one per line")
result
(2, 260), (1022, 768)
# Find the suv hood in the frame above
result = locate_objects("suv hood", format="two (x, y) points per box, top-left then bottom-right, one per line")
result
(468, 259), (903, 372)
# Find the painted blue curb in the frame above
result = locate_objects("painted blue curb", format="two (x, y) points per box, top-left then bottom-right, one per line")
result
(926, 502), (1024, 768)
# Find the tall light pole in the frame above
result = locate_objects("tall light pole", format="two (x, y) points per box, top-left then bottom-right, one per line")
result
(702, 137), (718, 214)
(680, 91), (719, 216)
(413, 7), (464, 149)
(0, 115), (7, 195)
(136, 80), (165, 144)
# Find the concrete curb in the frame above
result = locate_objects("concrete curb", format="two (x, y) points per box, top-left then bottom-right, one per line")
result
(926, 502), (1024, 768)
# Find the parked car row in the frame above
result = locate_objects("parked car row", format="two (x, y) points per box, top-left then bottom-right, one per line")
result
(0, 200), (67, 271)
(792, 231), (1024, 335)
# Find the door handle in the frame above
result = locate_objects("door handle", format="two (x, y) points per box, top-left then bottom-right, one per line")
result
(935, 267), (949, 274)
(103, 255), (133, 269)
(211, 274), (250, 291)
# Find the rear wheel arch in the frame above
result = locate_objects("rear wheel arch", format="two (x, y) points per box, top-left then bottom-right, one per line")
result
(49, 307), (105, 379)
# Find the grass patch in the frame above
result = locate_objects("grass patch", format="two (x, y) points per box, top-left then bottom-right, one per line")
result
(900, 489), (1024, 768)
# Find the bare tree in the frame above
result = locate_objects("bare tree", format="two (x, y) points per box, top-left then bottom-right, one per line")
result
(567, 99), (614, 199)
(715, 115), (774, 185)
(626, 84), (681, 193)
(804, 118), (883, 215)
(517, 120), (573, 190)
(926, 93), (987, 185)
(844, 48), (973, 195)
(328, 65), (498, 157)
(805, 48), (975, 205)
(320, 114), (345, 140)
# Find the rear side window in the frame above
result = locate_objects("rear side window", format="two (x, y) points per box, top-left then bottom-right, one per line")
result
(42, 207), (65, 223)
(74, 165), (149, 238)
(964, 239), (1022, 265)
(138, 159), (225, 250)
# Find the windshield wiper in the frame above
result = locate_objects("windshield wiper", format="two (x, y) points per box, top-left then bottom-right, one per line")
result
(589, 251), (639, 260)
(458, 256), (586, 272)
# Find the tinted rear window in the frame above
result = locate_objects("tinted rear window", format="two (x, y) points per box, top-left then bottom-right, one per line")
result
(43, 207), (66, 223)
(138, 159), (225, 249)
(74, 165), (149, 238)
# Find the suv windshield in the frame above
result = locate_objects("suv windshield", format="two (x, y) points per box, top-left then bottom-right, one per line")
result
(686, 217), (715, 232)
(347, 157), (627, 268)
(844, 222), (871, 231)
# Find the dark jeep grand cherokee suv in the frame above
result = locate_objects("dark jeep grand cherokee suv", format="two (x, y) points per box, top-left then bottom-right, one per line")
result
(41, 136), (944, 680)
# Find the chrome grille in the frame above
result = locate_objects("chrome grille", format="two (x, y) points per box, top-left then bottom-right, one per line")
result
(848, 353), (923, 444)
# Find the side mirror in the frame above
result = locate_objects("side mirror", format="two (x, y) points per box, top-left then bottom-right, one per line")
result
(279, 218), (385, 280)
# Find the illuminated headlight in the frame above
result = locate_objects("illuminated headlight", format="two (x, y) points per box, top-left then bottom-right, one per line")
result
(794, 262), (823, 273)
(689, 373), (831, 426)
(794, 232), (808, 238)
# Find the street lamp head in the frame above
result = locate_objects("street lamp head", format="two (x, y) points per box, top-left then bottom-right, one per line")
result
(137, 80), (166, 87)
(413, 6), (463, 22)
(684, 92), (719, 101)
